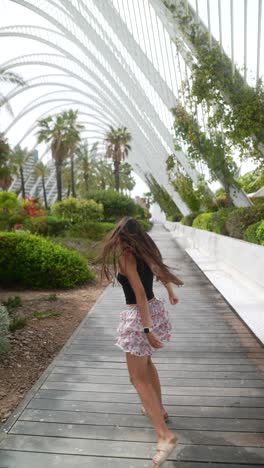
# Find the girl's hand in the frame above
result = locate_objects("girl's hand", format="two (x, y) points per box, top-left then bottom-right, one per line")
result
(169, 293), (179, 305)
(146, 332), (163, 349)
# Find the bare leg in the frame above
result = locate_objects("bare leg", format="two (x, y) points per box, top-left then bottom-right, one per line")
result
(126, 353), (175, 443)
(142, 358), (168, 418)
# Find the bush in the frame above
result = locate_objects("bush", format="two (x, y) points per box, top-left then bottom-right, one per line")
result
(54, 237), (99, 264)
(167, 214), (182, 222)
(3, 295), (22, 310)
(251, 197), (264, 207)
(243, 221), (262, 245)
(0, 305), (10, 355)
(85, 190), (137, 221)
(0, 232), (94, 288)
(181, 212), (201, 226)
(192, 212), (213, 231)
(0, 191), (21, 231)
(225, 207), (264, 239)
(137, 219), (153, 231)
(256, 220), (264, 245)
(67, 221), (114, 240)
(210, 208), (234, 235)
(24, 216), (68, 236)
(52, 197), (103, 223)
(9, 316), (28, 332)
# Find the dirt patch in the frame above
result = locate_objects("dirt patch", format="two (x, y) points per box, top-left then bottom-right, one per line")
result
(0, 271), (109, 425)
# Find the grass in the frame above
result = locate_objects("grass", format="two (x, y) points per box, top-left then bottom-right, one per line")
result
(47, 293), (58, 302)
(3, 296), (22, 310)
(33, 309), (61, 320)
(9, 316), (28, 332)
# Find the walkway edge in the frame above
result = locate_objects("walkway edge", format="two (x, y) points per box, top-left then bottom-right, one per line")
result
(0, 284), (111, 442)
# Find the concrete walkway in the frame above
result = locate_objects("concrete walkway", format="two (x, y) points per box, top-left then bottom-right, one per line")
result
(0, 224), (264, 467)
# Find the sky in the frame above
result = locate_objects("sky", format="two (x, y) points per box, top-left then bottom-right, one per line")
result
(0, 0), (263, 200)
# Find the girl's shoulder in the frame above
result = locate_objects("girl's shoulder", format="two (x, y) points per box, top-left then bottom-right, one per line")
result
(118, 248), (136, 273)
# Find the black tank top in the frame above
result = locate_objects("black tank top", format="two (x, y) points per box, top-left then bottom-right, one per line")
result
(117, 257), (154, 305)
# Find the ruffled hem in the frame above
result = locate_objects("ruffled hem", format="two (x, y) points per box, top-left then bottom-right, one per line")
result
(115, 296), (172, 356)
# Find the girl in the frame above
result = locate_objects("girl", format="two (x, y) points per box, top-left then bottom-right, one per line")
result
(99, 216), (184, 467)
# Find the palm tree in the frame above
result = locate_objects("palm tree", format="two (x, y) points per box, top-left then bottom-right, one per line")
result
(34, 162), (50, 210)
(37, 110), (83, 201)
(63, 110), (84, 198)
(0, 68), (26, 116)
(10, 145), (32, 198)
(0, 133), (12, 189)
(62, 163), (72, 198)
(104, 126), (132, 191)
(75, 141), (98, 192)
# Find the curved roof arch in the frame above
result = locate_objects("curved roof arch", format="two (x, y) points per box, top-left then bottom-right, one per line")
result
(1, 0), (263, 212)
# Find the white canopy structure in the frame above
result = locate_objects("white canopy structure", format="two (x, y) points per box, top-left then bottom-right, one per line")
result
(1, 0), (263, 211)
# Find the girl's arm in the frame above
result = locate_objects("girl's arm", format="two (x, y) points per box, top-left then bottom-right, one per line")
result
(119, 252), (163, 348)
(148, 262), (180, 305)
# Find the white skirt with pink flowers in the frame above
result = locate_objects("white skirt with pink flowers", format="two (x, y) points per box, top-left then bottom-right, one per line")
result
(115, 296), (172, 356)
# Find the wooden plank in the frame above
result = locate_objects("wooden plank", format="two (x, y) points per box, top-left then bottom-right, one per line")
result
(56, 360), (262, 371)
(46, 373), (264, 388)
(10, 420), (264, 447)
(35, 389), (264, 407)
(27, 398), (264, 419)
(19, 409), (264, 431)
(42, 381), (264, 396)
(51, 366), (264, 379)
(1, 435), (264, 464)
(0, 451), (260, 468)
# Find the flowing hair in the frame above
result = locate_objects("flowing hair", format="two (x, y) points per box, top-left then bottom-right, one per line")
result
(97, 216), (184, 286)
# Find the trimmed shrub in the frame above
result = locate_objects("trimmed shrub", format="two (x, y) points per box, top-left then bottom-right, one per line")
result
(67, 221), (114, 240)
(181, 212), (201, 226)
(210, 208), (234, 235)
(0, 232), (94, 288)
(192, 212), (213, 231)
(225, 207), (264, 239)
(137, 219), (153, 231)
(52, 197), (103, 223)
(24, 216), (68, 236)
(243, 221), (262, 245)
(167, 214), (182, 222)
(85, 190), (137, 221)
(0, 191), (21, 231)
(256, 220), (264, 245)
(0, 305), (10, 355)
(251, 197), (264, 207)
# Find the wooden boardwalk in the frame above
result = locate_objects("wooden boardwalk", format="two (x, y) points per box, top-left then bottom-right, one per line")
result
(0, 224), (264, 467)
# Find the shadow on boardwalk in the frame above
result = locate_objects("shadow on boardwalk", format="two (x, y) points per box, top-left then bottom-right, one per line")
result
(0, 224), (264, 467)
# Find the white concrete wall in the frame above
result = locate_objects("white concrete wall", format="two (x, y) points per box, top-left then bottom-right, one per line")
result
(164, 221), (264, 344)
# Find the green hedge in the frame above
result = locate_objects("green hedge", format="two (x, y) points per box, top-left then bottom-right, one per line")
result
(67, 221), (114, 240)
(192, 212), (213, 231)
(0, 232), (94, 288)
(243, 221), (262, 244)
(24, 216), (69, 236)
(244, 220), (264, 245)
(137, 219), (153, 231)
(52, 197), (103, 223)
(256, 220), (264, 245)
(250, 197), (264, 207)
(210, 208), (234, 235)
(181, 212), (201, 226)
(225, 207), (264, 239)
(84, 190), (137, 221)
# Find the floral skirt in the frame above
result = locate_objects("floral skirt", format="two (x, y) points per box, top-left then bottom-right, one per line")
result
(115, 296), (172, 356)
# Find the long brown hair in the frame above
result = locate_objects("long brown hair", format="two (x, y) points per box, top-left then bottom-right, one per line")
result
(98, 217), (184, 286)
